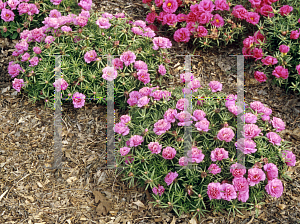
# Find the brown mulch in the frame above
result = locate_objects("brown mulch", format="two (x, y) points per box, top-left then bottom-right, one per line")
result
(1, 0), (300, 223)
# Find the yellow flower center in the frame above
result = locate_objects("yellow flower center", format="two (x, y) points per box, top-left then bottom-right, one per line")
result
(167, 3), (172, 7)
(251, 17), (254, 20)
(216, 19), (219, 23)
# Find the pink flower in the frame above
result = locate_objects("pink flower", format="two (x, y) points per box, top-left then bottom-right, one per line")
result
(250, 101), (264, 113)
(198, 11), (213, 24)
(243, 124), (261, 139)
(155, 0), (163, 7)
(131, 27), (143, 35)
(263, 163), (278, 180)
(246, 12), (260, 25)
(161, 90), (171, 101)
(78, 0), (92, 11)
(15, 40), (28, 52)
(124, 156), (134, 164)
(208, 164), (221, 175)
(152, 37), (172, 50)
(195, 118), (210, 132)
(158, 64), (166, 76)
(137, 96), (150, 107)
(261, 56), (278, 66)
(114, 122), (130, 136)
(290, 30), (300, 39)
(162, 146), (177, 160)
(232, 5), (248, 20)
(176, 98), (189, 111)
(175, 111), (193, 126)
(271, 117), (285, 132)
(174, 28), (190, 43)
(211, 14), (224, 28)
(12, 78), (25, 92)
(180, 72), (194, 83)
(146, 12), (156, 24)
(215, 0), (230, 11)
(220, 183), (237, 201)
(163, 13), (177, 26)
(209, 81), (222, 92)
(148, 142), (162, 154)
(8, 61), (24, 78)
(120, 115), (131, 124)
(27, 3), (39, 16)
(241, 113), (257, 124)
(1, 9), (15, 22)
(266, 132), (281, 146)
(196, 26), (208, 37)
(179, 157), (189, 166)
(45, 36), (55, 44)
(72, 92), (86, 108)
(17, 3), (29, 15)
(279, 5), (293, 16)
(247, 168), (266, 186)
(281, 150), (296, 166)
(272, 66), (289, 79)
(134, 61), (148, 71)
(137, 70), (150, 85)
(112, 58), (123, 70)
(53, 78), (68, 91)
(254, 71), (267, 83)
(225, 94), (237, 107)
(235, 138), (257, 154)
(120, 146), (130, 156)
(243, 36), (254, 48)
(126, 135), (144, 147)
(164, 108), (178, 123)
(211, 148), (229, 161)
(260, 5), (274, 17)
(115, 13), (125, 18)
(29, 56), (39, 67)
(50, 0), (63, 5)
(49, 9), (61, 18)
(102, 12), (113, 19)
(139, 87), (152, 97)
(120, 51), (136, 66)
(162, 0), (178, 14)
(254, 30), (266, 44)
(79, 9), (90, 18)
(217, 128), (235, 142)
(207, 182), (222, 200)
(249, 0), (261, 8)
(279, 45), (290, 54)
(157, 185), (165, 196)
(102, 66), (118, 81)
(192, 110), (206, 121)
(198, 0), (215, 13)
(84, 50), (97, 63)
(96, 17), (111, 29)
(296, 64), (300, 75)
(187, 146), (205, 163)
(152, 187), (158, 195)
(265, 178), (283, 198)
(237, 189), (249, 203)
(21, 53), (30, 62)
(177, 13), (186, 22)
(252, 48), (264, 61)
(164, 171), (178, 186)
(232, 177), (249, 192)
(7, 0), (19, 10)
(230, 163), (246, 178)
(61, 26), (72, 32)
(153, 119), (171, 135)
(75, 16), (88, 27)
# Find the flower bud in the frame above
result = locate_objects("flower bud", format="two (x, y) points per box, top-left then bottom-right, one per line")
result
(232, 23), (237, 29)
(254, 162), (262, 169)
(132, 72), (138, 79)
(45, 99), (48, 102)
(17, 28), (21, 33)
(78, 28), (83, 33)
(45, 44), (50, 49)
(214, 108), (221, 113)
(281, 31), (287, 36)
(172, 131), (178, 137)
(128, 172), (134, 177)
(213, 136), (218, 140)
(3, 26), (7, 33)
(221, 179), (229, 184)
(201, 172), (207, 178)
(28, 16), (33, 21)
(35, 2), (40, 9)
(156, 200), (160, 203)
(114, 41), (119, 47)
(40, 91), (43, 95)
(93, 92), (96, 95)
(151, 5), (155, 11)
(198, 194), (202, 198)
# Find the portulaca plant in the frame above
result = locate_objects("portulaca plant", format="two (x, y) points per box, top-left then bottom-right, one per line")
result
(114, 77), (296, 219)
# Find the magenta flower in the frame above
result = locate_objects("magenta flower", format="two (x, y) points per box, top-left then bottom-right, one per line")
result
(134, 61), (148, 71)
(50, 0), (63, 5)
(53, 78), (68, 91)
(220, 183), (237, 201)
(281, 150), (296, 166)
(179, 157), (189, 166)
(12, 78), (25, 92)
(196, 26), (208, 37)
(17, 3), (29, 16)
(260, 5), (274, 18)
(124, 156), (134, 164)
(84, 50), (97, 63)
(163, 13), (177, 26)
(137, 96), (150, 107)
(250, 101), (264, 113)
(195, 118), (210, 132)
(217, 128), (235, 142)
(232, 177), (249, 193)
(177, 14), (187, 22)
(174, 28), (190, 43)
(158, 64), (166, 76)
(175, 111), (193, 126)
(263, 163), (278, 180)
(215, 0), (230, 11)
(112, 58), (123, 70)
(243, 36), (254, 48)
(120, 146), (131, 156)
(8, 61), (24, 78)
(198, 0), (215, 13)
(243, 124), (261, 139)
(211, 148), (229, 161)
(120, 51), (136, 66)
(139, 87), (152, 97)
(232, 5), (248, 20)
(261, 56), (278, 66)
(126, 135), (144, 147)
(207, 182), (221, 200)
(272, 66), (289, 79)
(247, 168), (266, 186)
(290, 30), (299, 39)
(279, 45), (290, 54)
(208, 164), (221, 175)
(148, 142), (162, 154)
(1, 9), (15, 22)
(254, 30), (266, 44)
(241, 113), (257, 124)
(164, 171), (178, 186)
(120, 115), (131, 125)
(152, 37), (172, 50)
(192, 110), (206, 122)
(162, 0), (178, 13)
(164, 108), (178, 123)
(235, 138), (257, 155)
(153, 119), (171, 135)
(152, 185), (165, 196)
(209, 81), (222, 92)
(187, 146), (205, 163)
(29, 56), (39, 67)
(279, 5), (293, 16)
(271, 117), (285, 132)
(246, 12), (260, 25)
(254, 71), (267, 83)
(102, 66), (118, 81)
(45, 36), (55, 44)
(162, 146), (177, 160)
(211, 14), (224, 28)
(296, 64), (300, 74)
(78, 0), (92, 11)
(114, 122), (130, 136)
(230, 163), (246, 178)
(265, 178), (283, 198)
(21, 53), (30, 62)
(198, 11), (213, 24)
(137, 70), (150, 85)
(96, 17), (111, 29)
(146, 12), (156, 24)
(176, 98), (189, 111)
(72, 92), (86, 108)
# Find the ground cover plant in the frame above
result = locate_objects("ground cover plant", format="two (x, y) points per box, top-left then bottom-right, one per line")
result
(242, 3), (300, 94)
(140, 0), (282, 50)
(0, 0), (86, 39)
(7, 10), (173, 111)
(113, 78), (296, 219)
